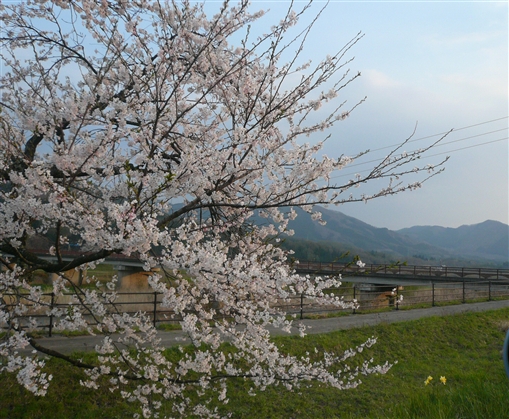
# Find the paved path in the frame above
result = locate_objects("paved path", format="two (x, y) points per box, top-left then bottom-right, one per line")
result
(21, 299), (509, 356)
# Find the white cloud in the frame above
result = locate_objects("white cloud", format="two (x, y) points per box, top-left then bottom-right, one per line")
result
(362, 69), (402, 89)
(438, 73), (508, 101)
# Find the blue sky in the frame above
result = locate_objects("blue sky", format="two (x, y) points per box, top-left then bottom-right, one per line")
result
(248, 1), (508, 229)
(4, 1), (507, 230)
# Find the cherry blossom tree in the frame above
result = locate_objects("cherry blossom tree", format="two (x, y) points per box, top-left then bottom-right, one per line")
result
(0, 0), (446, 416)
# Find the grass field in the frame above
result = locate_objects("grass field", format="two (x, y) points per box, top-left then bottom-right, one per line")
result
(1, 308), (509, 418)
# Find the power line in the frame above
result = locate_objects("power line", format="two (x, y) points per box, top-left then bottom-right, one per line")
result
(344, 127), (508, 170)
(367, 116), (508, 153)
(332, 136), (508, 180)
(420, 136), (508, 159)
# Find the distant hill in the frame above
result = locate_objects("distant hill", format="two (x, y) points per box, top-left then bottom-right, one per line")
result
(170, 203), (509, 266)
(397, 220), (509, 262)
(282, 206), (445, 259)
(256, 206), (508, 266)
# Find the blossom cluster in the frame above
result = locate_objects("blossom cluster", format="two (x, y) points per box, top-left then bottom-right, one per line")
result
(0, 1), (445, 416)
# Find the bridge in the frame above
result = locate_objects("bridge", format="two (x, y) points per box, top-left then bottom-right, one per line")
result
(2, 249), (509, 286)
(294, 261), (509, 282)
(3, 251), (509, 332)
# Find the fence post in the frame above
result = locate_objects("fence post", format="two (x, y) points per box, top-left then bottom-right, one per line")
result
(462, 281), (466, 303)
(488, 281), (492, 301)
(353, 285), (356, 314)
(49, 292), (55, 337)
(432, 282), (435, 307)
(153, 292), (158, 327)
(395, 287), (399, 310)
(300, 293), (304, 320)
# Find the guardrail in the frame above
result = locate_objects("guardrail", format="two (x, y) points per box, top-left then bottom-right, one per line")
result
(3, 279), (509, 337)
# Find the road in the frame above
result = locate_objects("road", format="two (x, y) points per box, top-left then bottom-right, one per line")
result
(15, 299), (509, 357)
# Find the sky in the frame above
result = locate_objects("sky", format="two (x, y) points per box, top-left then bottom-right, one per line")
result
(248, 0), (508, 230)
(3, 1), (507, 231)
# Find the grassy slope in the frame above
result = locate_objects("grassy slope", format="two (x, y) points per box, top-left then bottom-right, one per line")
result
(1, 308), (509, 418)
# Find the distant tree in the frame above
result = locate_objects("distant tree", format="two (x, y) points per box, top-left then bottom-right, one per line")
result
(281, 238), (355, 263)
(0, 1), (446, 417)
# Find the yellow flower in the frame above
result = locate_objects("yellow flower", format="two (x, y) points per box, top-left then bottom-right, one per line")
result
(440, 376), (447, 385)
(424, 376), (433, 386)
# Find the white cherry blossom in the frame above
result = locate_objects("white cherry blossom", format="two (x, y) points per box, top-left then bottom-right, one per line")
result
(0, 1), (447, 417)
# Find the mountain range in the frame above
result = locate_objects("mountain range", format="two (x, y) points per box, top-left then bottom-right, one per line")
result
(272, 206), (509, 267)
(167, 203), (508, 267)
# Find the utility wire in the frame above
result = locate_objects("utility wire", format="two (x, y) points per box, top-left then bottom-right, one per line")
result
(366, 116), (508, 153)
(332, 136), (508, 179)
(345, 127), (508, 169)
(419, 136), (508, 159)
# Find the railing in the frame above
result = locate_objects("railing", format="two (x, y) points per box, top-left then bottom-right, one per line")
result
(1, 291), (175, 337)
(11, 250), (508, 280)
(295, 262), (509, 280)
(276, 280), (509, 319)
(3, 279), (509, 337)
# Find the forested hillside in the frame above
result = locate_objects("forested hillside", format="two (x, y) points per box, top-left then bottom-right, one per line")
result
(269, 207), (508, 267)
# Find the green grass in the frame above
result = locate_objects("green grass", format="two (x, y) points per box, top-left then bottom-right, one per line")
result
(220, 308), (509, 419)
(1, 308), (509, 418)
(156, 322), (182, 331)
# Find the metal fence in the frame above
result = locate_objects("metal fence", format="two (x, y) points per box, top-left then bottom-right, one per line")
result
(295, 262), (509, 281)
(275, 280), (509, 319)
(3, 280), (509, 336)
